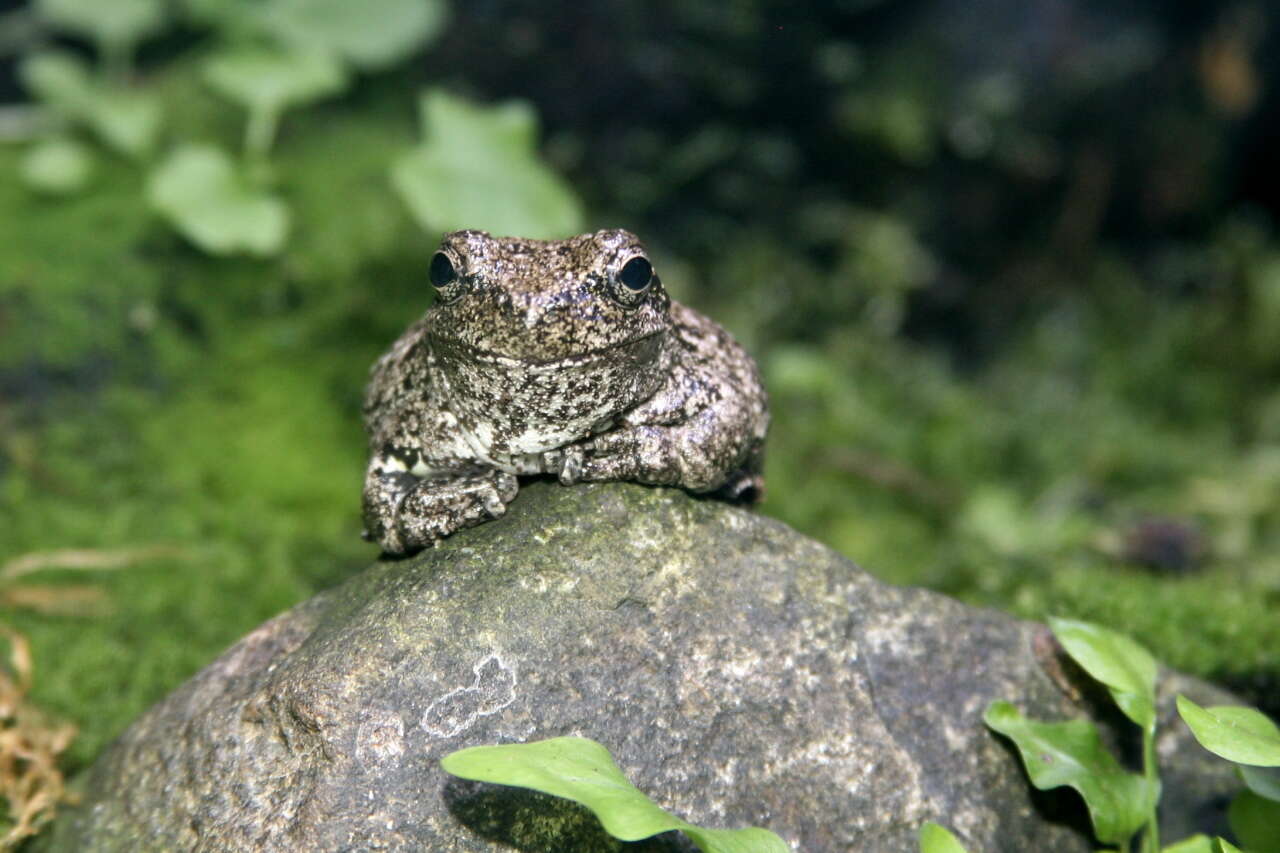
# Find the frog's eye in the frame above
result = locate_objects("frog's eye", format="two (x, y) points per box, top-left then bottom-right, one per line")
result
(617, 256), (653, 292)
(429, 252), (457, 289)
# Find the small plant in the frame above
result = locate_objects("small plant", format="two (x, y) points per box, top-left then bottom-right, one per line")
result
(930, 617), (1280, 853)
(1176, 695), (1280, 852)
(441, 735), (790, 853)
(147, 0), (444, 256)
(14, 0), (581, 257)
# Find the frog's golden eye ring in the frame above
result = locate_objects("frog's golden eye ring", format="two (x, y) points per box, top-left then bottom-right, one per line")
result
(618, 256), (653, 292)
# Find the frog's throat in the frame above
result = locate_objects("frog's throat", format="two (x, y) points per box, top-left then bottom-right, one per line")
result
(431, 333), (672, 457)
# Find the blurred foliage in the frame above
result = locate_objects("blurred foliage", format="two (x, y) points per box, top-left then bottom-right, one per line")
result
(8, 0), (573, 257)
(391, 89), (584, 238)
(1, 3), (1280, 844)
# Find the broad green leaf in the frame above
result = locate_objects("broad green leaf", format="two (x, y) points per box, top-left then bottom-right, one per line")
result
(36, 0), (165, 53)
(264, 0), (447, 69)
(84, 88), (161, 158)
(918, 821), (970, 853)
(1177, 696), (1280, 766)
(1161, 836), (1214, 853)
(1049, 617), (1157, 731)
(203, 46), (347, 117)
(180, 0), (263, 34)
(441, 737), (789, 853)
(1215, 840), (1242, 853)
(20, 137), (94, 195)
(1241, 765), (1280, 802)
(1229, 789), (1280, 852)
(984, 701), (1156, 844)
(19, 51), (94, 112)
(390, 89), (583, 239)
(20, 51), (160, 157)
(147, 144), (288, 256)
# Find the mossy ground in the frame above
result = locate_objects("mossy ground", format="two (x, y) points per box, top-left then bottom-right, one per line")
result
(2, 68), (1278, 796)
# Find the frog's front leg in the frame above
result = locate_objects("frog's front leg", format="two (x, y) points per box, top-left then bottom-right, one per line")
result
(362, 458), (518, 555)
(553, 406), (761, 498)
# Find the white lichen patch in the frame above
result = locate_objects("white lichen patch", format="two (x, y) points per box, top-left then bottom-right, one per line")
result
(420, 653), (517, 739)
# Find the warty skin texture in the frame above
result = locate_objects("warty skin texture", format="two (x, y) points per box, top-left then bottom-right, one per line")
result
(362, 228), (768, 554)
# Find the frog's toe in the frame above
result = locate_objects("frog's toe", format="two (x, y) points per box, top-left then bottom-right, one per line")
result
(481, 473), (518, 514)
(546, 446), (585, 485)
(493, 471), (519, 502)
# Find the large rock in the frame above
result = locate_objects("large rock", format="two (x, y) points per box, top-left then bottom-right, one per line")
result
(51, 482), (1239, 851)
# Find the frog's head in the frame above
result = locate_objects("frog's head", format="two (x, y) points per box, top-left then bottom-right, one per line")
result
(424, 229), (671, 366)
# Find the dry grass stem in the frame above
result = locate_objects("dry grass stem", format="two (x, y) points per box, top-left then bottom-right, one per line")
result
(0, 585), (108, 616)
(0, 544), (186, 582)
(0, 544), (187, 617)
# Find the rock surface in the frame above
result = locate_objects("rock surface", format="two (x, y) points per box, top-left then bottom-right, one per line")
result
(51, 482), (1240, 852)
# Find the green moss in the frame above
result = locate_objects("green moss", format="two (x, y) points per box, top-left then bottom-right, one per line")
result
(0, 69), (426, 769)
(760, 307), (1280, 699)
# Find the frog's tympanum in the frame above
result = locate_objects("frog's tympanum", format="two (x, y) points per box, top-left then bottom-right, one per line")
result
(362, 229), (769, 554)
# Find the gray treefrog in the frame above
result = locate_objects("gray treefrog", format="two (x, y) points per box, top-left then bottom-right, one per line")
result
(362, 229), (768, 554)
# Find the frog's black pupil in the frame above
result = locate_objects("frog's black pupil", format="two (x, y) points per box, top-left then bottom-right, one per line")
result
(429, 252), (456, 288)
(619, 257), (653, 291)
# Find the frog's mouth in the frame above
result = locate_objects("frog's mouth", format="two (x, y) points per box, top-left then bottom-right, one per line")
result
(430, 330), (665, 370)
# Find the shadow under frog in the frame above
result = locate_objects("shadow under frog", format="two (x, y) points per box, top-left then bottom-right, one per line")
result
(361, 229), (769, 554)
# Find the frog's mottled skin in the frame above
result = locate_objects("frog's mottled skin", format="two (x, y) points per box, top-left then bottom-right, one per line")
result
(362, 229), (768, 554)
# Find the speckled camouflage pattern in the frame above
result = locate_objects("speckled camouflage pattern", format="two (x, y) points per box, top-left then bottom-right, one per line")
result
(362, 229), (768, 553)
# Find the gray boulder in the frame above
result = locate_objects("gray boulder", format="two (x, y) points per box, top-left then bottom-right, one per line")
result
(51, 482), (1239, 852)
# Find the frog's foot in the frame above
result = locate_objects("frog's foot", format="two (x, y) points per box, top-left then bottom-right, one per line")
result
(556, 423), (730, 492)
(542, 446), (585, 485)
(366, 470), (518, 555)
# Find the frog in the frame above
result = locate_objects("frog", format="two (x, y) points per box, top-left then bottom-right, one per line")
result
(362, 228), (769, 554)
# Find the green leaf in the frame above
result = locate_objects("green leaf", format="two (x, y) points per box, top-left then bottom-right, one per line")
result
(1177, 696), (1280, 766)
(84, 88), (161, 158)
(1161, 836), (1215, 853)
(179, 0), (263, 33)
(1229, 789), (1280, 853)
(1241, 765), (1280, 802)
(147, 144), (288, 256)
(390, 89), (584, 239)
(203, 45), (347, 118)
(19, 51), (160, 157)
(441, 737), (790, 853)
(264, 0), (448, 70)
(20, 137), (94, 195)
(1214, 840), (1243, 853)
(918, 821), (971, 853)
(35, 0), (165, 53)
(984, 701), (1157, 844)
(1049, 617), (1157, 732)
(20, 50), (94, 112)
